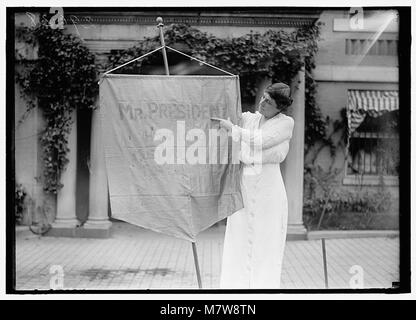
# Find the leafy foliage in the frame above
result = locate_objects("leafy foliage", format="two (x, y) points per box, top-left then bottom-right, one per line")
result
(107, 23), (326, 137)
(15, 184), (27, 224)
(17, 21), (326, 194)
(303, 162), (393, 230)
(303, 188), (393, 230)
(16, 22), (98, 193)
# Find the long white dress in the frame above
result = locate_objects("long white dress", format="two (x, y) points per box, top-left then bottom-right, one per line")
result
(219, 111), (294, 289)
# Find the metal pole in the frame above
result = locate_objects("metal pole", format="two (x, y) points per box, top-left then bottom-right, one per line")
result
(156, 17), (170, 76)
(156, 17), (201, 288)
(321, 238), (329, 289)
(192, 242), (203, 289)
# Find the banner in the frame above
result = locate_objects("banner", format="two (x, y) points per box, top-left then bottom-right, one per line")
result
(99, 74), (243, 241)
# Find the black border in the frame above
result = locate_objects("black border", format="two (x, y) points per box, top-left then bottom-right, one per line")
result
(5, 6), (411, 295)
(397, 5), (411, 294)
(6, 7), (16, 294)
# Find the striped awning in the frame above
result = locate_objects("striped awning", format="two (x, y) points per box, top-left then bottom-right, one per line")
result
(347, 90), (399, 133)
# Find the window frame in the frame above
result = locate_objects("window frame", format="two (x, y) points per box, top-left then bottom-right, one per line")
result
(343, 116), (399, 187)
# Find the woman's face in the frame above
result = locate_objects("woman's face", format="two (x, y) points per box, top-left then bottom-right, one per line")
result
(258, 92), (280, 119)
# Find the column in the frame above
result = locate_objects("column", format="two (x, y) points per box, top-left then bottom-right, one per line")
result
(83, 107), (112, 236)
(52, 109), (79, 233)
(282, 62), (307, 240)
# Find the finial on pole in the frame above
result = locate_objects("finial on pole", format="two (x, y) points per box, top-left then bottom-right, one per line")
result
(156, 17), (164, 27)
(156, 17), (170, 76)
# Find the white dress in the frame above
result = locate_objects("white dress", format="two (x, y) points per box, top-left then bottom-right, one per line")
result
(219, 111), (294, 289)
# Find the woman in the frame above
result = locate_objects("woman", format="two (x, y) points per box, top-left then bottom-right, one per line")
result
(213, 82), (294, 289)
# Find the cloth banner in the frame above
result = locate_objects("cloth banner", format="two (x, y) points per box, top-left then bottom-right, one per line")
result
(99, 74), (243, 241)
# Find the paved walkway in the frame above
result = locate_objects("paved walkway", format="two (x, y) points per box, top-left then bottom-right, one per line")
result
(15, 222), (399, 290)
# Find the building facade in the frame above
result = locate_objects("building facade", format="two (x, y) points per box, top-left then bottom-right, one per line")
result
(14, 8), (400, 239)
(310, 9), (399, 227)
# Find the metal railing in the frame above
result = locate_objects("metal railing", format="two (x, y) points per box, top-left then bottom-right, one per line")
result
(347, 131), (399, 176)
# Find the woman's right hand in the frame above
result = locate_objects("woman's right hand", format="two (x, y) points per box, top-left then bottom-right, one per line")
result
(210, 117), (234, 131)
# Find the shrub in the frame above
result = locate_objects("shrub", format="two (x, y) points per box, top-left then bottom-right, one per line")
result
(15, 184), (26, 224)
(303, 189), (393, 230)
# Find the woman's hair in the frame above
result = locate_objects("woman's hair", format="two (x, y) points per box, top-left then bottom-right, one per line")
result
(264, 82), (293, 111)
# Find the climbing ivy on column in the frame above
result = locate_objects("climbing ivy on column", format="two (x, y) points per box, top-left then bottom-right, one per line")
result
(16, 22), (98, 194)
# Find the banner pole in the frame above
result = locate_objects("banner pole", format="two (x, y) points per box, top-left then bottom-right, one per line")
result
(156, 17), (202, 289)
(322, 238), (329, 289)
(192, 242), (203, 289)
(156, 17), (170, 76)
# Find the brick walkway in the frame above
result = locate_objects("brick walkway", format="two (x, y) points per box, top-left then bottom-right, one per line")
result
(15, 222), (399, 290)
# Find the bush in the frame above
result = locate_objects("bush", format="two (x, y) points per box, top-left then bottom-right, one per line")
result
(15, 184), (26, 224)
(303, 189), (393, 230)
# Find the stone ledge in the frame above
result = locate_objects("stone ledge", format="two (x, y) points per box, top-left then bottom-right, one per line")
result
(45, 227), (77, 238)
(75, 226), (112, 239)
(286, 233), (308, 241)
(15, 225), (34, 238)
(63, 11), (321, 28)
(286, 225), (308, 241)
(45, 225), (112, 239)
(313, 65), (398, 83)
(16, 225), (30, 233)
(307, 230), (399, 240)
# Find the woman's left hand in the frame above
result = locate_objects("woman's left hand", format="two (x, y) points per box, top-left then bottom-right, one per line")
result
(211, 117), (234, 131)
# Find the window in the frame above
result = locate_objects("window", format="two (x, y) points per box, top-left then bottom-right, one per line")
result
(347, 111), (399, 176)
(345, 39), (398, 56)
(345, 90), (399, 185)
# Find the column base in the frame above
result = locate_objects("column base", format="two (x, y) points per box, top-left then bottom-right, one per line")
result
(83, 219), (112, 228)
(47, 218), (112, 238)
(286, 223), (307, 241)
(47, 219), (81, 238)
(77, 220), (112, 238)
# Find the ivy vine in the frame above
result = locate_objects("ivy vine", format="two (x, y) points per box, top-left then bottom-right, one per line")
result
(107, 23), (327, 148)
(16, 20), (98, 194)
(16, 20), (328, 194)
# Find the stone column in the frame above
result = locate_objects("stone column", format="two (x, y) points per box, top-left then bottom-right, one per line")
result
(282, 63), (307, 240)
(51, 109), (79, 236)
(83, 107), (112, 237)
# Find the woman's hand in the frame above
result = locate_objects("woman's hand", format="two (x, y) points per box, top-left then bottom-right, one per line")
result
(210, 117), (234, 131)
